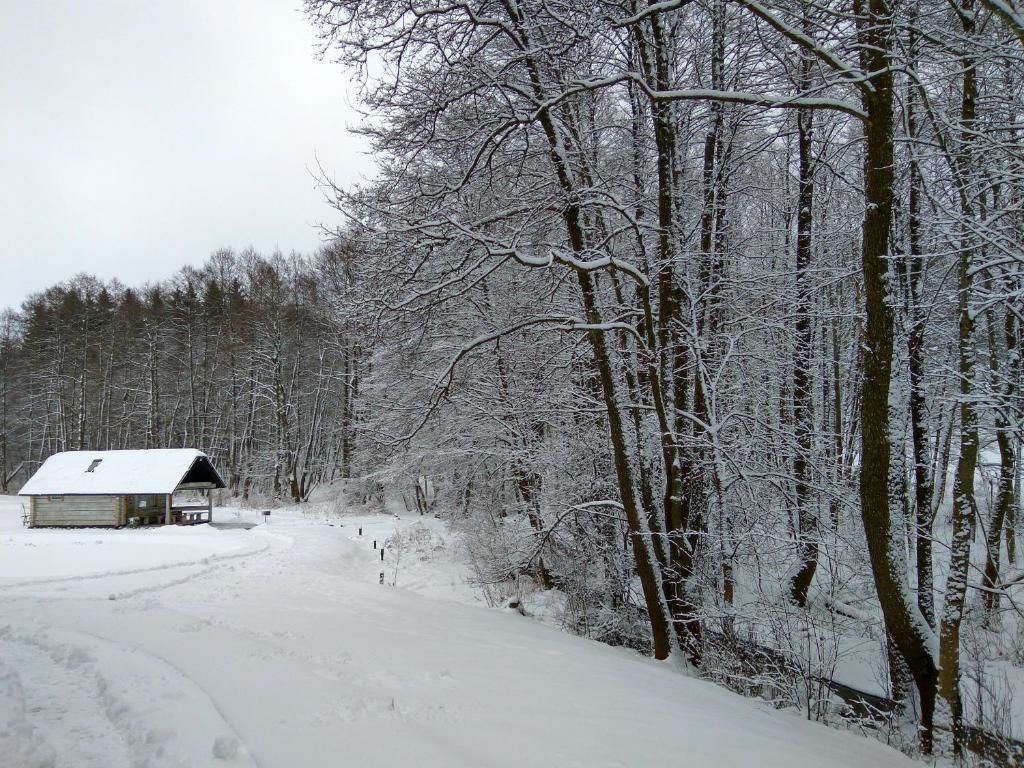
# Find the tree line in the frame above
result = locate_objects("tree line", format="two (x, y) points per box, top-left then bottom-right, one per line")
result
(1, 247), (363, 503)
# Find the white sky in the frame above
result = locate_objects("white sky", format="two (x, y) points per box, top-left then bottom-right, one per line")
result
(0, 0), (373, 311)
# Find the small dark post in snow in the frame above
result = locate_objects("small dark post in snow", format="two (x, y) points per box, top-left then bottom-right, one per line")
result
(380, 548), (384, 561)
(379, 572), (384, 584)
(358, 527), (362, 536)
(373, 539), (377, 549)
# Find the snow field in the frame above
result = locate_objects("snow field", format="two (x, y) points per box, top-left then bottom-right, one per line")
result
(0, 496), (916, 767)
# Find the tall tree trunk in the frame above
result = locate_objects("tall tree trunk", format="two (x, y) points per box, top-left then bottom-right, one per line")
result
(790, 20), (818, 603)
(692, 0), (726, 626)
(982, 306), (1017, 611)
(937, 2), (979, 752)
(905, 14), (936, 630)
(505, 0), (680, 659)
(630, 0), (702, 662)
(854, 0), (938, 752)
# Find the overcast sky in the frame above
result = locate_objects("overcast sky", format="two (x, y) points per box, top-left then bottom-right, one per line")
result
(0, 0), (373, 311)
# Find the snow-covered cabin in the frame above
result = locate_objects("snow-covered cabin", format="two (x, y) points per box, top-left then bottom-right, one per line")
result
(18, 449), (226, 528)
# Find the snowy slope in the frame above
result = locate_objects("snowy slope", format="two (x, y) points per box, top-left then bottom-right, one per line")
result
(0, 496), (916, 768)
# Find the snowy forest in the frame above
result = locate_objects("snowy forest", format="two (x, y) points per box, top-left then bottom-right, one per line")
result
(3, 0), (1024, 761)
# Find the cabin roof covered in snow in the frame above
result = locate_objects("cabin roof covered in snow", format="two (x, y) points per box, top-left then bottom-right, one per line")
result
(18, 449), (226, 496)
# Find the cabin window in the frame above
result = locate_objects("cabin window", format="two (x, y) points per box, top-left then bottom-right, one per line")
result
(86, 459), (103, 473)
(129, 495), (156, 510)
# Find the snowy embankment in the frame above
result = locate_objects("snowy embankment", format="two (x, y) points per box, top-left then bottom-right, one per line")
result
(0, 495), (915, 768)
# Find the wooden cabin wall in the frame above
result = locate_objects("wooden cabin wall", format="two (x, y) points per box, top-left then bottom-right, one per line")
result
(30, 495), (119, 527)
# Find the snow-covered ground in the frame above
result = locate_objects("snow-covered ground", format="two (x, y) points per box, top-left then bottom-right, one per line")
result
(0, 494), (916, 767)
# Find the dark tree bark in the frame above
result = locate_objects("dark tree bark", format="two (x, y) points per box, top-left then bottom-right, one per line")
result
(854, 0), (938, 752)
(790, 14), (818, 604)
(904, 13), (936, 630)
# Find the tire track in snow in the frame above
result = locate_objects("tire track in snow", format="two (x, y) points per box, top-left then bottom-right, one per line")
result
(58, 623), (264, 768)
(0, 628), (135, 768)
(0, 624), (261, 768)
(0, 540), (270, 594)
